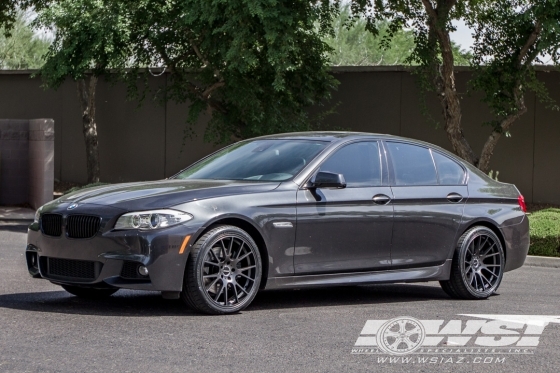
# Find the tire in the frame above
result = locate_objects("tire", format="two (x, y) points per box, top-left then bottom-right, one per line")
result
(61, 285), (118, 298)
(439, 280), (460, 299)
(181, 225), (262, 315)
(440, 226), (505, 300)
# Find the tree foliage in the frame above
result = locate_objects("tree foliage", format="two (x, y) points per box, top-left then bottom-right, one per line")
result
(324, 4), (470, 66)
(343, 0), (560, 173)
(37, 0), (339, 144)
(467, 0), (560, 171)
(0, 11), (50, 69)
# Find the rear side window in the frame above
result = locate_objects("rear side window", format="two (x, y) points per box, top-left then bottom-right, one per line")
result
(432, 151), (465, 185)
(385, 142), (437, 186)
(319, 141), (382, 187)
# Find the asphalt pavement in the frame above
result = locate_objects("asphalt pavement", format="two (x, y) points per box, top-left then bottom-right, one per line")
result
(1, 222), (559, 373)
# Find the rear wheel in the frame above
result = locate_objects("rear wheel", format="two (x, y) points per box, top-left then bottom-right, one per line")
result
(440, 226), (505, 300)
(61, 285), (118, 298)
(182, 225), (262, 315)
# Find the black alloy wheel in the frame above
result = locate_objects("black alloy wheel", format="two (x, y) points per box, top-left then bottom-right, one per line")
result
(182, 225), (262, 314)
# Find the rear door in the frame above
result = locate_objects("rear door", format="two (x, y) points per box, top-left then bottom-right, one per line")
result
(294, 141), (394, 274)
(384, 141), (467, 268)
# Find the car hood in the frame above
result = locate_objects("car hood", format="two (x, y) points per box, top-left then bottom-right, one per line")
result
(56, 179), (281, 211)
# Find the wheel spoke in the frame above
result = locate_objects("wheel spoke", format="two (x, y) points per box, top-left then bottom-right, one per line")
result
(385, 330), (401, 338)
(481, 266), (497, 279)
(237, 272), (255, 282)
(204, 261), (220, 267)
(389, 339), (402, 349)
(208, 249), (220, 263)
(467, 241), (475, 256)
(203, 274), (219, 279)
(468, 271), (475, 286)
(237, 251), (252, 262)
(220, 240), (227, 259)
(214, 282), (224, 301)
(473, 272), (480, 290)
(238, 265), (256, 272)
(478, 236), (489, 253)
(479, 272), (493, 288)
(403, 338), (415, 349)
(481, 243), (496, 257)
(205, 277), (220, 291)
(483, 252), (500, 259)
(235, 242), (245, 259)
(228, 237), (235, 257)
(235, 283), (249, 295)
(232, 284), (240, 303)
(405, 326), (421, 337)
(224, 283), (229, 305)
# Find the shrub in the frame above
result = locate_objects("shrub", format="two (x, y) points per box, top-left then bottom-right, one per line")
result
(528, 208), (560, 257)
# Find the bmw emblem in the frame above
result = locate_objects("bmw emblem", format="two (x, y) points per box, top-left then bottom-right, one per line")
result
(67, 203), (79, 210)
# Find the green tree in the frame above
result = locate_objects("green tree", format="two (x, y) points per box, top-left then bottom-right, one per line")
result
(324, 5), (470, 66)
(467, 0), (560, 172)
(345, 0), (560, 173)
(0, 11), (50, 69)
(35, 0), (338, 182)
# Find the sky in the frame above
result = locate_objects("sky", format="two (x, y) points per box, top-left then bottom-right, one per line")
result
(451, 20), (475, 51)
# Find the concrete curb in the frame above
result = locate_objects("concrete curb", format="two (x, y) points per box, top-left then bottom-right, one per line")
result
(0, 207), (35, 222)
(524, 255), (560, 269)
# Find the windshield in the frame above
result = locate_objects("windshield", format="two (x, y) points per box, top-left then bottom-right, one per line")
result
(174, 139), (329, 181)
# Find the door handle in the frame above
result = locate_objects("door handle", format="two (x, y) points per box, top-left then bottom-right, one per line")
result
(447, 193), (463, 203)
(372, 194), (391, 205)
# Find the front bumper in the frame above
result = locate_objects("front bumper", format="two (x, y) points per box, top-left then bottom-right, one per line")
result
(26, 207), (202, 292)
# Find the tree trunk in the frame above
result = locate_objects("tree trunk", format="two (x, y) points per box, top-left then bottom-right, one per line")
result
(476, 24), (540, 173)
(422, 0), (478, 166)
(477, 99), (527, 173)
(76, 76), (100, 184)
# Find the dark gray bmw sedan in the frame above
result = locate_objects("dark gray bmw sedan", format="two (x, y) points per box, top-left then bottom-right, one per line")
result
(26, 132), (529, 314)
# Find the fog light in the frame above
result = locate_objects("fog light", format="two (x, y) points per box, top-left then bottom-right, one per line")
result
(138, 266), (149, 276)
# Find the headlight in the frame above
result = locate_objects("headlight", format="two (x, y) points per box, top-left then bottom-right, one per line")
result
(114, 209), (192, 230)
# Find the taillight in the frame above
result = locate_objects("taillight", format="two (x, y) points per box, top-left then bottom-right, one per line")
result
(518, 195), (527, 213)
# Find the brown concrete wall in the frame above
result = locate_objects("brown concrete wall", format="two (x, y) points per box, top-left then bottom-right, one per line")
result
(0, 68), (559, 204)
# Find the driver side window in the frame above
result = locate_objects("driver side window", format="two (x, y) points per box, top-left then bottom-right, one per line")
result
(319, 141), (382, 187)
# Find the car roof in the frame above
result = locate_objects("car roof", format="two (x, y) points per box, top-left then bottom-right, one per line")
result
(255, 131), (470, 166)
(255, 131), (443, 149)
(254, 131), (400, 142)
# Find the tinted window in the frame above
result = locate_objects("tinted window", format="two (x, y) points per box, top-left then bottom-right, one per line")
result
(432, 151), (465, 185)
(174, 140), (327, 181)
(386, 142), (437, 186)
(319, 142), (382, 187)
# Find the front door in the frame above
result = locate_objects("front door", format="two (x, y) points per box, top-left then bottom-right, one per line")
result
(294, 141), (394, 274)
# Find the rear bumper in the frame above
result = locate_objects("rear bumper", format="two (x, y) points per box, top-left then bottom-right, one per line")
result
(26, 222), (201, 292)
(501, 215), (530, 272)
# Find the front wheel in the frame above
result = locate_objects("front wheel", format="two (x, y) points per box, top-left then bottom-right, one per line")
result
(182, 225), (262, 315)
(440, 226), (505, 300)
(61, 285), (118, 298)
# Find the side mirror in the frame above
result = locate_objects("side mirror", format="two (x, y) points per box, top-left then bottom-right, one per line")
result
(308, 171), (347, 189)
